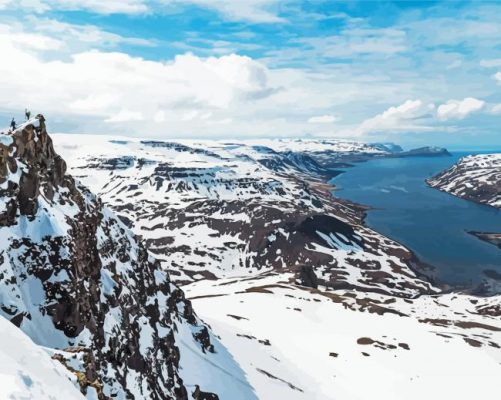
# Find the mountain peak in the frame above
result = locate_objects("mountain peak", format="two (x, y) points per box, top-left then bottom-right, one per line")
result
(1, 114), (67, 221)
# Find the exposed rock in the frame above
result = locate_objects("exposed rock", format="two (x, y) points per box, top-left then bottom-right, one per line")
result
(297, 265), (318, 289)
(192, 385), (220, 400)
(0, 116), (230, 399)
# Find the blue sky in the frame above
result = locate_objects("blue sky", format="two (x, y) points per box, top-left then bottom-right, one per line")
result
(0, 0), (500, 149)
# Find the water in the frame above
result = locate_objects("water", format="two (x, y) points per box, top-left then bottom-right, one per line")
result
(331, 152), (501, 287)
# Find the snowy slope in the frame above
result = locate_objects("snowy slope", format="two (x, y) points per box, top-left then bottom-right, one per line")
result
(186, 273), (501, 400)
(53, 133), (435, 298)
(0, 314), (85, 400)
(428, 153), (501, 208)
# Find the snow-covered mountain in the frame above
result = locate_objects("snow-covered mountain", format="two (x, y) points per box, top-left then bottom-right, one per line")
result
(428, 153), (501, 208)
(0, 116), (255, 399)
(54, 134), (435, 297)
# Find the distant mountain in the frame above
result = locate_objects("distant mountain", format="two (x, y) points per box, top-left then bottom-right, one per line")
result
(428, 153), (500, 208)
(370, 142), (404, 153)
(396, 146), (451, 157)
(0, 116), (255, 399)
(49, 132), (501, 399)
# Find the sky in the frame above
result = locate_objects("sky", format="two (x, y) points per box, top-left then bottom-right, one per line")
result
(0, 0), (500, 149)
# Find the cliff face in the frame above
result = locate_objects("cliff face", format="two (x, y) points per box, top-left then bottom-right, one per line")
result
(0, 116), (236, 399)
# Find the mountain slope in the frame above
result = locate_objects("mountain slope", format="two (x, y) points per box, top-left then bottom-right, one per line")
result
(4, 120), (497, 399)
(428, 153), (501, 208)
(0, 117), (255, 400)
(186, 273), (501, 400)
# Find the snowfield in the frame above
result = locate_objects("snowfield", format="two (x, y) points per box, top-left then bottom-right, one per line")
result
(186, 273), (501, 400)
(53, 134), (436, 298)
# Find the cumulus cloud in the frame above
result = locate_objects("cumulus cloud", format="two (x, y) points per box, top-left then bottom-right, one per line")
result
(0, 50), (275, 111)
(0, 23), (280, 134)
(437, 97), (485, 120)
(495, 71), (501, 83)
(0, 8), (497, 139)
(308, 115), (338, 124)
(356, 100), (434, 134)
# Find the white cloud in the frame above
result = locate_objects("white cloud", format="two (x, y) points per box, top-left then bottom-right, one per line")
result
(1, 8), (498, 140)
(490, 104), (501, 115)
(0, 27), (280, 134)
(0, 19), (153, 62)
(356, 100), (434, 134)
(295, 27), (407, 59)
(495, 71), (501, 83)
(1, 0), (283, 20)
(308, 115), (338, 124)
(42, 0), (148, 14)
(437, 97), (485, 120)
(164, 0), (285, 23)
(31, 18), (154, 47)
(0, 23), (62, 51)
(480, 59), (501, 68)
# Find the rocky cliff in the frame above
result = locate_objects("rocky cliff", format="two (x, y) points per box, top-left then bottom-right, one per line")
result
(0, 116), (252, 399)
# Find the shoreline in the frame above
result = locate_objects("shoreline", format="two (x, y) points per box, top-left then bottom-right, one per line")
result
(323, 155), (498, 296)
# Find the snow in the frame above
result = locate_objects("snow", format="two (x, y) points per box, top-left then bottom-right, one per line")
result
(175, 320), (258, 400)
(186, 274), (501, 400)
(50, 133), (430, 294)
(1, 126), (499, 399)
(0, 315), (84, 400)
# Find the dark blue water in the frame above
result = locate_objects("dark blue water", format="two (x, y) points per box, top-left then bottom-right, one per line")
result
(331, 152), (501, 287)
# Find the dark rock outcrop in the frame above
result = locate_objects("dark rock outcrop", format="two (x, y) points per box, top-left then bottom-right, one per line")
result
(297, 265), (318, 289)
(0, 116), (221, 399)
